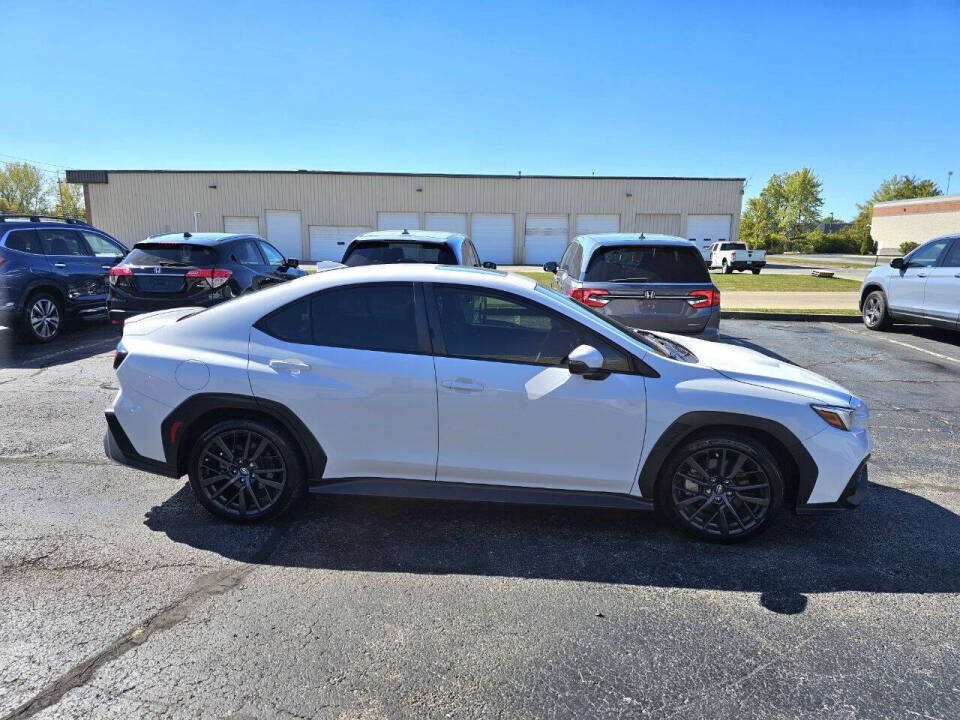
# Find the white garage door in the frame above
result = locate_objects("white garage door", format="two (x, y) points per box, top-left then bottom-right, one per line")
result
(264, 211), (303, 260)
(524, 215), (568, 265)
(424, 213), (467, 234)
(224, 216), (260, 236)
(308, 226), (371, 262)
(636, 213), (682, 236)
(471, 214), (514, 264)
(378, 212), (420, 231)
(686, 214), (732, 258)
(575, 214), (619, 237)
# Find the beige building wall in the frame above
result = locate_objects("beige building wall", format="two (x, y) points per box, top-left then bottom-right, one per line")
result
(872, 195), (960, 255)
(77, 171), (744, 263)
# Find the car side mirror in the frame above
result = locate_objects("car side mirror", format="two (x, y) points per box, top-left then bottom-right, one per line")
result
(482, 261), (497, 269)
(889, 257), (904, 269)
(543, 261), (558, 274)
(567, 344), (610, 380)
(286, 258), (300, 268)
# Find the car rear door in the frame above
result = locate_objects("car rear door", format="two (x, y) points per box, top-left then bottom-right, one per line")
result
(247, 282), (439, 481)
(425, 283), (646, 493)
(921, 238), (960, 328)
(36, 228), (105, 312)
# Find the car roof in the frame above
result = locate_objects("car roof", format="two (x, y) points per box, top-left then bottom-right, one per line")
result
(352, 230), (466, 247)
(139, 232), (259, 246)
(575, 233), (696, 253)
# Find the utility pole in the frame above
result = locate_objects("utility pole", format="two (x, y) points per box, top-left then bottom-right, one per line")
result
(947, 170), (953, 195)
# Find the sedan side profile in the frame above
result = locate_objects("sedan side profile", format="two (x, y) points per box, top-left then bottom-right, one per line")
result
(105, 265), (869, 542)
(860, 234), (960, 332)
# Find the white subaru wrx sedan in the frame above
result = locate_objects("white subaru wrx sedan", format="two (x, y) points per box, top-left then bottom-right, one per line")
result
(105, 265), (870, 541)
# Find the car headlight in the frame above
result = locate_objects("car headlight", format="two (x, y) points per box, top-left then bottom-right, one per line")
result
(811, 398), (868, 431)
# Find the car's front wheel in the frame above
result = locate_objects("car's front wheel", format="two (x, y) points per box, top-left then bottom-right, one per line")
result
(862, 290), (891, 331)
(657, 433), (784, 542)
(752, 268), (761, 275)
(187, 419), (305, 522)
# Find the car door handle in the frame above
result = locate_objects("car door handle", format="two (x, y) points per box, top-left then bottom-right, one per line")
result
(269, 358), (311, 374)
(101, 264), (113, 270)
(441, 378), (485, 392)
(954, 273), (960, 278)
(53, 262), (66, 268)
(916, 272), (928, 278)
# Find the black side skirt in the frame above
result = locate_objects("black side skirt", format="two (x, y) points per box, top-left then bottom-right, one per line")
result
(309, 477), (655, 511)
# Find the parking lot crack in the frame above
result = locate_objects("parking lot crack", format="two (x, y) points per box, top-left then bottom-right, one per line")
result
(0, 518), (295, 720)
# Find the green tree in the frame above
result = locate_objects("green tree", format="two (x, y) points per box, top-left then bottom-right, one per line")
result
(0, 162), (50, 214)
(739, 168), (823, 252)
(852, 174), (942, 254)
(54, 180), (86, 220)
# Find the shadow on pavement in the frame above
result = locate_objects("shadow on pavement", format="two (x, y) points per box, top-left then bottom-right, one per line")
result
(145, 481), (960, 605)
(0, 321), (120, 369)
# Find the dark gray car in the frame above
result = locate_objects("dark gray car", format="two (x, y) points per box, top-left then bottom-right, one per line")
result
(545, 234), (720, 339)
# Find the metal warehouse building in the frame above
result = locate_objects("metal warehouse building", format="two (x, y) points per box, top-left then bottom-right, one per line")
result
(66, 170), (744, 265)
(872, 194), (960, 255)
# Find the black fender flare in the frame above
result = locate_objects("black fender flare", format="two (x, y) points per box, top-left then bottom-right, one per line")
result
(859, 283), (884, 310)
(161, 393), (327, 480)
(636, 411), (819, 507)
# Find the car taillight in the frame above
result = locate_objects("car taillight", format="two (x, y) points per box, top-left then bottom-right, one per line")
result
(686, 289), (720, 309)
(570, 288), (610, 307)
(108, 266), (133, 286)
(185, 268), (232, 288)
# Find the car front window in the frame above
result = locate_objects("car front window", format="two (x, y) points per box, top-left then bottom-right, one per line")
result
(906, 238), (949, 268)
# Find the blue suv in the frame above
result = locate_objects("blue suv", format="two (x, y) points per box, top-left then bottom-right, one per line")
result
(0, 215), (128, 343)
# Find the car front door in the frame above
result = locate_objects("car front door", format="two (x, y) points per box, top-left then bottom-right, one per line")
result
(80, 231), (126, 305)
(247, 282), (438, 481)
(230, 239), (269, 291)
(256, 239), (292, 285)
(886, 237), (950, 315)
(426, 283), (647, 494)
(922, 238), (960, 328)
(37, 228), (104, 312)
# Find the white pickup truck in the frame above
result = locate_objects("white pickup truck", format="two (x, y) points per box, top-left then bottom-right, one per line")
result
(708, 241), (767, 274)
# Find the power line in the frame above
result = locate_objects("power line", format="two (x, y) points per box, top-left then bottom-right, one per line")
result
(0, 151), (71, 171)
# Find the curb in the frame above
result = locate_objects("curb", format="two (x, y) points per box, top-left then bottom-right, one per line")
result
(721, 311), (860, 323)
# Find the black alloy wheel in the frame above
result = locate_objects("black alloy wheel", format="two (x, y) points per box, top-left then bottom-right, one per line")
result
(659, 434), (783, 542)
(188, 419), (304, 521)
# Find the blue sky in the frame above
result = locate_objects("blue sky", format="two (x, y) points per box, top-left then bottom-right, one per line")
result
(3, 0), (958, 218)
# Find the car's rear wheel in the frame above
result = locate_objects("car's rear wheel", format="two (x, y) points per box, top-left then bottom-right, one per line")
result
(862, 290), (891, 331)
(752, 268), (761, 275)
(723, 260), (732, 274)
(188, 419), (305, 522)
(657, 433), (783, 542)
(17, 291), (63, 343)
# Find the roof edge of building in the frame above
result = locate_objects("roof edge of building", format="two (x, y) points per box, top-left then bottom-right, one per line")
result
(873, 193), (960, 208)
(67, 169), (746, 182)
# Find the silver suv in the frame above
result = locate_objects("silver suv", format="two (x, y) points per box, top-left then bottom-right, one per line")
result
(545, 234), (720, 339)
(860, 234), (960, 332)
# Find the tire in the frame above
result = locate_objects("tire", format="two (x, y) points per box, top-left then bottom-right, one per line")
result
(187, 418), (305, 522)
(656, 433), (784, 542)
(862, 290), (891, 331)
(752, 268), (761, 275)
(16, 291), (63, 343)
(723, 260), (732, 274)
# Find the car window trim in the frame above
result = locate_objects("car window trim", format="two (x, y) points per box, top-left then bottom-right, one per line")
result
(422, 281), (653, 376)
(255, 281), (432, 356)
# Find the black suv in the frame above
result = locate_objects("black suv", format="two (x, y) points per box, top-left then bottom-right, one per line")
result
(0, 215), (128, 343)
(107, 232), (305, 323)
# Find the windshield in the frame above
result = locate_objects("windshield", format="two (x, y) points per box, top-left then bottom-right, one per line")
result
(535, 284), (695, 361)
(127, 243), (218, 267)
(343, 241), (457, 266)
(584, 245), (710, 283)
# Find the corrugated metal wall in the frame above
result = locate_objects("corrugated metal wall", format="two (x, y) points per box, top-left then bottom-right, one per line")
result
(85, 171), (744, 262)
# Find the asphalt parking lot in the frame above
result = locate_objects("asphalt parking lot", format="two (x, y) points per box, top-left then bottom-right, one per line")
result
(1, 320), (958, 719)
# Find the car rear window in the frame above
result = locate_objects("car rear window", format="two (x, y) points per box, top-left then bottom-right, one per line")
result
(4, 229), (42, 254)
(126, 243), (218, 266)
(584, 245), (710, 283)
(342, 241), (456, 266)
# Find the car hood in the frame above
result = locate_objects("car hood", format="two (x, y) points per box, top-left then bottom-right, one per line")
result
(655, 332), (854, 406)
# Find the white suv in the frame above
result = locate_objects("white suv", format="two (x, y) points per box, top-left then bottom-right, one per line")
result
(105, 265), (870, 541)
(860, 234), (960, 332)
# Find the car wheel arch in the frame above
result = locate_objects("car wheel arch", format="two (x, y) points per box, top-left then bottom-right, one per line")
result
(637, 412), (817, 510)
(163, 393), (327, 480)
(859, 283), (885, 310)
(24, 282), (67, 311)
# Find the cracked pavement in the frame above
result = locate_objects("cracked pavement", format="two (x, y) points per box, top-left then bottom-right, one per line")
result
(0, 320), (958, 719)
